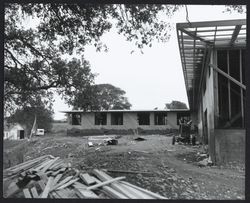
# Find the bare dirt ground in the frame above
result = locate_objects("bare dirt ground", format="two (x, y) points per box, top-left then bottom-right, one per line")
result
(3, 124), (245, 200)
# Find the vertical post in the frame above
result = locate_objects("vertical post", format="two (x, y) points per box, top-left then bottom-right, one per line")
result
(107, 113), (111, 126)
(227, 51), (231, 120)
(213, 50), (219, 128)
(240, 50), (244, 127)
(150, 112), (154, 126)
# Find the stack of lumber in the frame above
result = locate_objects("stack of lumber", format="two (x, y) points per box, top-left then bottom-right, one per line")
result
(3, 155), (167, 199)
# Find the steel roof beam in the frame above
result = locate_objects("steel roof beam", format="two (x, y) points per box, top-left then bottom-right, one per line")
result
(177, 19), (246, 29)
(230, 25), (242, 46)
(179, 28), (213, 45)
(188, 27), (245, 33)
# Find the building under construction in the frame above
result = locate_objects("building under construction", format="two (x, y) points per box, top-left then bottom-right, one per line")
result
(177, 19), (246, 164)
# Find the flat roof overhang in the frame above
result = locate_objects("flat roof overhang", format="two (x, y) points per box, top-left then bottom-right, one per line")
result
(176, 19), (246, 111)
(61, 109), (190, 113)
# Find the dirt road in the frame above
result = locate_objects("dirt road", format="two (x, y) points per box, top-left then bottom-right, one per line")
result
(4, 133), (245, 200)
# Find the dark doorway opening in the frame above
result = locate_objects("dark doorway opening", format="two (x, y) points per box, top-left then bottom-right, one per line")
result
(203, 109), (208, 144)
(19, 130), (25, 139)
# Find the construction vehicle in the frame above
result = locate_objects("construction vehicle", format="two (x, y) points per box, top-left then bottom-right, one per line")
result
(172, 119), (195, 145)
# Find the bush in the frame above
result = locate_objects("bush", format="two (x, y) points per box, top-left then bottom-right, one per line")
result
(66, 128), (177, 136)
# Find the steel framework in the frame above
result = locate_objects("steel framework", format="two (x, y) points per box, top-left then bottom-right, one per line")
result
(176, 19), (246, 111)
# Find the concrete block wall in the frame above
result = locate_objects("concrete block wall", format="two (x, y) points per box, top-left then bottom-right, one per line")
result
(214, 129), (245, 165)
(199, 51), (216, 160)
(66, 111), (179, 131)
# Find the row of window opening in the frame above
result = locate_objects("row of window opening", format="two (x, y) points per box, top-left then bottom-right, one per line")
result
(70, 112), (169, 126)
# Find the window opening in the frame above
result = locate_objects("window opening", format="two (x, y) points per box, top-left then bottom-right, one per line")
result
(95, 113), (107, 125)
(137, 113), (150, 125)
(154, 112), (168, 125)
(72, 113), (81, 125)
(111, 112), (123, 125)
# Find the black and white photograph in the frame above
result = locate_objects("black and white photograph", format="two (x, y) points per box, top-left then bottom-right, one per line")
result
(3, 3), (246, 200)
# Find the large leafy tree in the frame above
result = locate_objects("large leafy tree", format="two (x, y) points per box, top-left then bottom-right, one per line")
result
(71, 83), (132, 110)
(224, 5), (246, 14)
(165, 100), (188, 110)
(96, 84), (132, 110)
(4, 3), (180, 114)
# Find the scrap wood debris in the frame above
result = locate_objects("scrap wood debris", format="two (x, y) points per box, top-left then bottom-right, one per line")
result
(134, 137), (146, 141)
(88, 135), (118, 147)
(3, 155), (167, 199)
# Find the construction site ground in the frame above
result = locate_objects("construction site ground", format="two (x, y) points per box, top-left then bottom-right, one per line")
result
(3, 124), (245, 200)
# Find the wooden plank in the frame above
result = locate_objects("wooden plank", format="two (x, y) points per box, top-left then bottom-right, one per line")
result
(120, 181), (167, 199)
(5, 180), (36, 198)
(37, 180), (46, 191)
(209, 64), (246, 90)
(23, 188), (32, 198)
(74, 187), (99, 199)
(56, 178), (79, 190)
(55, 188), (72, 198)
(36, 172), (48, 182)
(49, 160), (64, 170)
(74, 182), (87, 188)
(118, 182), (154, 199)
(50, 173), (63, 190)
(40, 177), (54, 198)
(50, 191), (61, 198)
(65, 188), (78, 198)
(41, 157), (60, 173)
(51, 167), (66, 176)
(90, 177), (128, 199)
(52, 176), (73, 191)
(53, 163), (68, 170)
(86, 176), (125, 190)
(34, 159), (54, 171)
(45, 171), (53, 176)
(6, 183), (19, 198)
(89, 177), (149, 199)
(30, 187), (39, 198)
(4, 155), (48, 172)
(79, 173), (96, 185)
(8, 181), (17, 189)
(30, 158), (51, 171)
(92, 169), (138, 199)
(7, 158), (49, 175)
(105, 169), (152, 175)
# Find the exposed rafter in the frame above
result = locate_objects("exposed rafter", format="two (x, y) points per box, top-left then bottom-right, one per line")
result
(230, 25), (242, 46)
(178, 27), (213, 45)
(176, 19), (246, 111)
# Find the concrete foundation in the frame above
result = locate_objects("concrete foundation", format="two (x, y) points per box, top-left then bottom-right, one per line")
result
(214, 129), (245, 165)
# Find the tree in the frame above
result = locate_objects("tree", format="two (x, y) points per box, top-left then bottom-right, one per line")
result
(4, 3), (181, 114)
(72, 83), (132, 110)
(224, 5), (246, 14)
(96, 84), (132, 110)
(165, 100), (188, 110)
(7, 100), (54, 134)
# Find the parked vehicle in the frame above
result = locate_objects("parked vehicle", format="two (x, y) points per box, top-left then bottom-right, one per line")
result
(172, 119), (195, 145)
(36, 129), (45, 136)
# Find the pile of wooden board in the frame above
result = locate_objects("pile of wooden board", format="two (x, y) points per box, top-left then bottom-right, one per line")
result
(3, 155), (167, 199)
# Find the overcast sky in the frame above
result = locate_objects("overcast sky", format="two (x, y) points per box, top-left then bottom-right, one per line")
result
(53, 5), (246, 120)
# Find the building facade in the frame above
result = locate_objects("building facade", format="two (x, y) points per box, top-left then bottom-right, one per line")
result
(62, 109), (190, 134)
(4, 123), (25, 140)
(177, 19), (246, 164)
